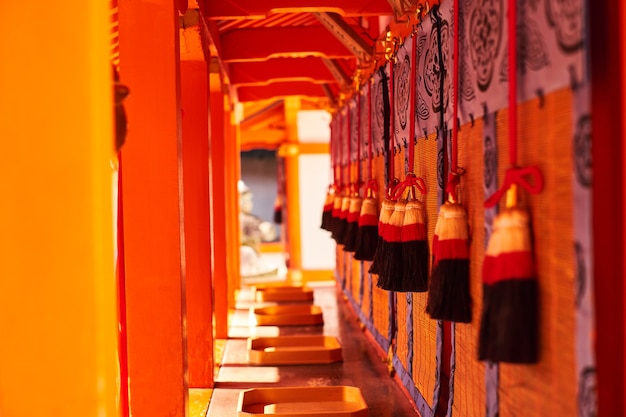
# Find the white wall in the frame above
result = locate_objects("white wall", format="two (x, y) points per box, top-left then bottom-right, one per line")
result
(297, 110), (331, 143)
(297, 110), (335, 270)
(298, 154), (336, 270)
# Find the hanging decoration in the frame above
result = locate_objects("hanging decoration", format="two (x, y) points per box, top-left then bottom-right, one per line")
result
(331, 107), (351, 244)
(369, 63), (395, 279)
(321, 114), (338, 232)
(344, 92), (364, 252)
(478, 0), (544, 363)
(376, 42), (405, 290)
(397, 34), (429, 293)
(329, 109), (347, 240)
(354, 81), (380, 261)
(426, 0), (472, 323)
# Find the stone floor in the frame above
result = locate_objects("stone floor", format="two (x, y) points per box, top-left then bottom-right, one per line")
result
(206, 280), (421, 416)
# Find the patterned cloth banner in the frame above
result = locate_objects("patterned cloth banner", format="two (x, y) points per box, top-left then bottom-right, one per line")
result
(349, 94), (359, 162)
(361, 85), (371, 161)
(483, 111), (499, 417)
(455, 0), (585, 125)
(572, 52), (596, 416)
(340, 106), (349, 167)
(329, 114), (336, 174)
(372, 64), (391, 160)
(414, 8), (444, 136)
(394, 35), (415, 150)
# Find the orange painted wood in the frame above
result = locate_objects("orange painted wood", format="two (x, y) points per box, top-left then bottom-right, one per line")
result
(229, 58), (339, 86)
(181, 60), (214, 388)
(283, 98), (303, 271)
(238, 82), (327, 102)
(118, 0), (187, 415)
(220, 27), (354, 62)
(224, 112), (241, 311)
(209, 75), (230, 338)
(202, 0), (392, 19)
(0, 2), (118, 416)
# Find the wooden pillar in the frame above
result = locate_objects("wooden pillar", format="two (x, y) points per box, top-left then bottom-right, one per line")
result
(0, 2), (117, 416)
(283, 97), (303, 275)
(225, 108), (241, 310)
(181, 60), (214, 388)
(118, 0), (188, 415)
(209, 74), (230, 338)
(590, 0), (626, 415)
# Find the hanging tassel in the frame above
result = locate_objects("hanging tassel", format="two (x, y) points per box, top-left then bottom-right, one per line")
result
(329, 192), (344, 241)
(320, 187), (334, 231)
(332, 193), (351, 245)
(426, 200), (471, 322)
(426, 0), (472, 321)
(377, 197), (406, 290)
(355, 80), (379, 261)
(343, 190), (363, 252)
(478, 0), (543, 363)
(479, 187), (538, 362)
(354, 184), (380, 261)
(369, 188), (396, 277)
(400, 179), (429, 293)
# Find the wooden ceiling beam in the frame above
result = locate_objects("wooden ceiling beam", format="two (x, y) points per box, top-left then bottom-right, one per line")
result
(313, 12), (374, 62)
(237, 81), (327, 102)
(220, 26), (355, 62)
(229, 58), (339, 86)
(203, 0), (392, 19)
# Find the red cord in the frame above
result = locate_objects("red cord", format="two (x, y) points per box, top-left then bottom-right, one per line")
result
(346, 103), (351, 191)
(368, 81), (373, 180)
(508, 0), (517, 166)
(408, 35), (417, 172)
(388, 60), (395, 190)
(356, 92), (362, 190)
(446, 0), (461, 201)
(339, 112), (344, 191)
(452, 0), (459, 173)
(483, 0), (544, 207)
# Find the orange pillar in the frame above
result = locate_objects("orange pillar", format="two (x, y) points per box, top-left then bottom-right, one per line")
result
(225, 109), (241, 310)
(283, 97), (303, 275)
(181, 60), (214, 387)
(0, 2), (118, 416)
(118, 0), (188, 415)
(209, 74), (230, 338)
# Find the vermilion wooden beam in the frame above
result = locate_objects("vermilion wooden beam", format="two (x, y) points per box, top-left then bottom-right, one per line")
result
(209, 75), (229, 339)
(229, 58), (339, 86)
(220, 27), (354, 62)
(118, 0), (187, 414)
(590, 0), (626, 415)
(203, 0), (392, 19)
(237, 81), (326, 102)
(181, 60), (214, 388)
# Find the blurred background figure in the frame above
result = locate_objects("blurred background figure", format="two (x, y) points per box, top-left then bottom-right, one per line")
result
(239, 180), (279, 278)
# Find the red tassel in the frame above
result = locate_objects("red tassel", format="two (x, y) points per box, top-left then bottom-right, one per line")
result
(320, 190), (334, 231)
(400, 198), (429, 293)
(377, 199), (406, 290)
(478, 206), (539, 363)
(354, 195), (379, 261)
(369, 197), (394, 277)
(426, 202), (472, 322)
(333, 195), (352, 245)
(343, 194), (363, 252)
(329, 194), (344, 241)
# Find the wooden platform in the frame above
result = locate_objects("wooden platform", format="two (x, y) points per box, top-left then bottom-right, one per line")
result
(207, 281), (420, 416)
